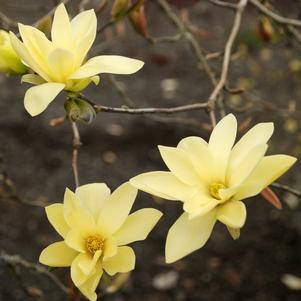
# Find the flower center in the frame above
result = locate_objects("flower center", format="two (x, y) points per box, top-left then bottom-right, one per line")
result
(85, 235), (104, 254)
(209, 182), (227, 200)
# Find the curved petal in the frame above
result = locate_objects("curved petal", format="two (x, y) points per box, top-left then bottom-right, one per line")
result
(97, 182), (137, 234)
(233, 155), (297, 201)
(229, 122), (274, 171)
(45, 203), (70, 238)
(75, 183), (111, 221)
(63, 188), (96, 232)
(65, 229), (86, 252)
(102, 246), (135, 276)
(183, 194), (219, 219)
(9, 31), (50, 80)
(48, 48), (75, 82)
(208, 114), (237, 182)
(103, 236), (118, 261)
(71, 9), (96, 65)
(70, 55), (144, 79)
(21, 74), (45, 85)
(130, 171), (197, 201)
(177, 136), (216, 183)
(51, 3), (73, 49)
(39, 241), (77, 267)
(165, 211), (217, 263)
(78, 251), (102, 276)
(114, 208), (162, 245)
(71, 253), (90, 286)
(18, 24), (52, 73)
(78, 265), (102, 301)
(217, 201), (246, 228)
(227, 144), (268, 187)
(158, 146), (201, 185)
(24, 83), (65, 116)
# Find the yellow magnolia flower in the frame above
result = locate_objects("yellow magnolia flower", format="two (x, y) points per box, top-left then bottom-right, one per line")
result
(39, 182), (162, 301)
(130, 114), (297, 263)
(0, 30), (26, 74)
(10, 4), (144, 116)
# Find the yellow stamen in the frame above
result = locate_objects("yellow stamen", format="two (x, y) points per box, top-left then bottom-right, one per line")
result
(209, 182), (227, 200)
(85, 235), (104, 254)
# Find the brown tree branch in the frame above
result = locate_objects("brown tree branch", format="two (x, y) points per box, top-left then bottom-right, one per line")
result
(0, 251), (69, 295)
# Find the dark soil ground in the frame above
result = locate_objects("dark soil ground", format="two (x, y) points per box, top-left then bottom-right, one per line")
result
(0, 1), (301, 300)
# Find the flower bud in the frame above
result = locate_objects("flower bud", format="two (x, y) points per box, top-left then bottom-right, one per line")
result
(111, 0), (129, 19)
(0, 30), (27, 74)
(128, 1), (147, 37)
(64, 96), (96, 124)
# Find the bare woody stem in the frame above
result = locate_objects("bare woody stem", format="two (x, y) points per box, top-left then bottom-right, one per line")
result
(71, 122), (81, 188)
(93, 102), (209, 114)
(208, 0), (248, 106)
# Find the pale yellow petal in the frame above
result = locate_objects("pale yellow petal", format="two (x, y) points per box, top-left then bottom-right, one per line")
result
(219, 186), (240, 201)
(71, 9), (96, 65)
(165, 211), (216, 263)
(97, 182), (137, 234)
(18, 24), (52, 74)
(227, 144), (268, 187)
(78, 251), (102, 276)
(233, 155), (297, 201)
(67, 76), (99, 92)
(217, 201), (246, 228)
(229, 122), (274, 172)
(208, 114), (237, 181)
(24, 83), (65, 116)
(103, 236), (118, 261)
(75, 183), (110, 221)
(130, 171), (197, 201)
(183, 194), (219, 219)
(21, 74), (45, 85)
(45, 203), (70, 238)
(65, 229), (86, 252)
(78, 266), (102, 301)
(158, 145), (200, 185)
(70, 55), (144, 79)
(177, 136), (216, 183)
(51, 3), (73, 49)
(63, 188), (96, 232)
(71, 253), (90, 286)
(48, 48), (75, 82)
(9, 31), (50, 80)
(39, 241), (77, 267)
(114, 208), (162, 245)
(102, 246), (135, 276)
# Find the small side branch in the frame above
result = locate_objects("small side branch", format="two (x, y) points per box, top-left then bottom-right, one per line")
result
(271, 182), (301, 198)
(208, 0), (248, 106)
(93, 102), (209, 114)
(250, 0), (301, 27)
(71, 122), (81, 188)
(0, 251), (69, 295)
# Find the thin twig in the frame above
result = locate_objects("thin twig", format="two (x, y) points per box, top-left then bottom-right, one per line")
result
(0, 251), (69, 295)
(208, 0), (248, 111)
(250, 0), (301, 27)
(271, 182), (301, 198)
(156, 0), (217, 88)
(92, 101), (209, 114)
(208, 0), (238, 9)
(107, 75), (136, 107)
(71, 122), (81, 188)
(97, 1), (140, 34)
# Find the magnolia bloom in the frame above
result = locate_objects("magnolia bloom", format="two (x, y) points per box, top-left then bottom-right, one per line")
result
(0, 30), (26, 74)
(39, 183), (162, 301)
(10, 4), (144, 116)
(130, 114), (297, 263)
